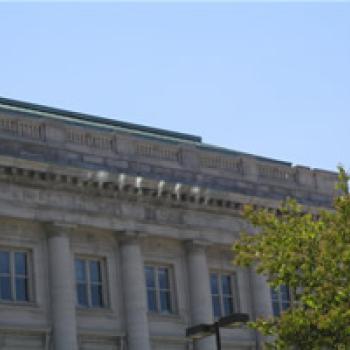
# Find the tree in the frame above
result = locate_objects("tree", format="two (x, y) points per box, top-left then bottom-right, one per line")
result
(233, 167), (350, 350)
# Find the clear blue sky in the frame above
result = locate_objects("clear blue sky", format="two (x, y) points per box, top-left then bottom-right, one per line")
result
(0, 2), (349, 171)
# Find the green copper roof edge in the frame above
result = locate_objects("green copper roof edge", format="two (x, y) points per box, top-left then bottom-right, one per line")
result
(0, 96), (202, 144)
(199, 143), (292, 166)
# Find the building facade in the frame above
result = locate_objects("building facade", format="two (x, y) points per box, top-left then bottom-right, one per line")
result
(0, 97), (337, 350)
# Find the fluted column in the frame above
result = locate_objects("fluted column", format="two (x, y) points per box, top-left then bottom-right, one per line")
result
(251, 268), (273, 349)
(47, 223), (78, 350)
(119, 232), (151, 350)
(186, 240), (215, 350)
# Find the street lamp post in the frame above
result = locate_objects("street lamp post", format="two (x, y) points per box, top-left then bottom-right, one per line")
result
(186, 313), (249, 350)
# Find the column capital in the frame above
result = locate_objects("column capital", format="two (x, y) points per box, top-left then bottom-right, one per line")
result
(45, 221), (77, 238)
(184, 239), (211, 253)
(115, 230), (148, 245)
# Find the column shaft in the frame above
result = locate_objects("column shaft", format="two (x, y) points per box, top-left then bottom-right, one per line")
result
(47, 228), (78, 350)
(186, 241), (215, 350)
(251, 268), (273, 349)
(120, 237), (151, 350)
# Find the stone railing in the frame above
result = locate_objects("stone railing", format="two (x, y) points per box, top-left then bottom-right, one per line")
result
(257, 163), (294, 182)
(66, 128), (116, 151)
(0, 115), (45, 141)
(199, 153), (243, 174)
(135, 141), (179, 162)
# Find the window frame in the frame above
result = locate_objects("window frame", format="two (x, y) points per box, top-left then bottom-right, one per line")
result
(75, 256), (108, 309)
(210, 271), (239, 319)
(144, 264), (176, 315)
(0, 248), (33, 304)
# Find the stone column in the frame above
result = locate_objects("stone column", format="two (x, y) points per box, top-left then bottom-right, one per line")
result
(236, 267), (252, 317)
(186, 240), (215, 350)
(119, 232), (151, 350)
(251, 268), (273, 349)
(47, 223), (78, 350)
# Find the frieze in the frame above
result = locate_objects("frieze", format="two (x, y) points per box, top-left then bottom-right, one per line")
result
(0, 116), (45, 141)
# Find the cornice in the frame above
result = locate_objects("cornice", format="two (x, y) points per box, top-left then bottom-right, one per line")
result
(0, 155), (332, 217)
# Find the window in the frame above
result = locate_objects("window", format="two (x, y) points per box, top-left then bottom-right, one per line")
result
(210, 272), (237, 319)
(145, 265), (175, 314)
(75, 258), (106, 308)
(0, 250), (30, 302)
(271, 285), (292, 316)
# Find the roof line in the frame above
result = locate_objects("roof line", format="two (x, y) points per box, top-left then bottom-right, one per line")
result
(0, 96), (202, 144)
(199, 143), (292, 166)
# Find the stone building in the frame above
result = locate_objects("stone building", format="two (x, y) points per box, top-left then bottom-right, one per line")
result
(0, 97), (337, 350)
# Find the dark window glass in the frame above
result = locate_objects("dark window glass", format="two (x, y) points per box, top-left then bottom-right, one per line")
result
(77, 283), (88, 306)
(282, 302), (290, 311)
(223, 296), (234, 315)
(212, 295), (221, 318)
(89, 261), (101, 283)
(0, 251), (29, 302)
(222, 275), (232, 295)
(15, 253), (27, 275)
(91, 284), (103, 307)
(210, 274), (219, 294)
(211, 273), (235, 318)
(158, 268), (169, 289)
(271, 285), (292, 316)
(0, 276), (11, 300)
(75, 259), (86, 282)
(280, 285), (290, 301)
(160, 290), (172, 312)
(145, 266), (174, 314)
(15, 278), (28, 301)
(271, 287), (278, 299)
(75, 258), (106, 308)
(147, 290), (157, 312)
(145, 266), (155, 288)
(272, 301), (280, 316)
(0, 251), (10, 274)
